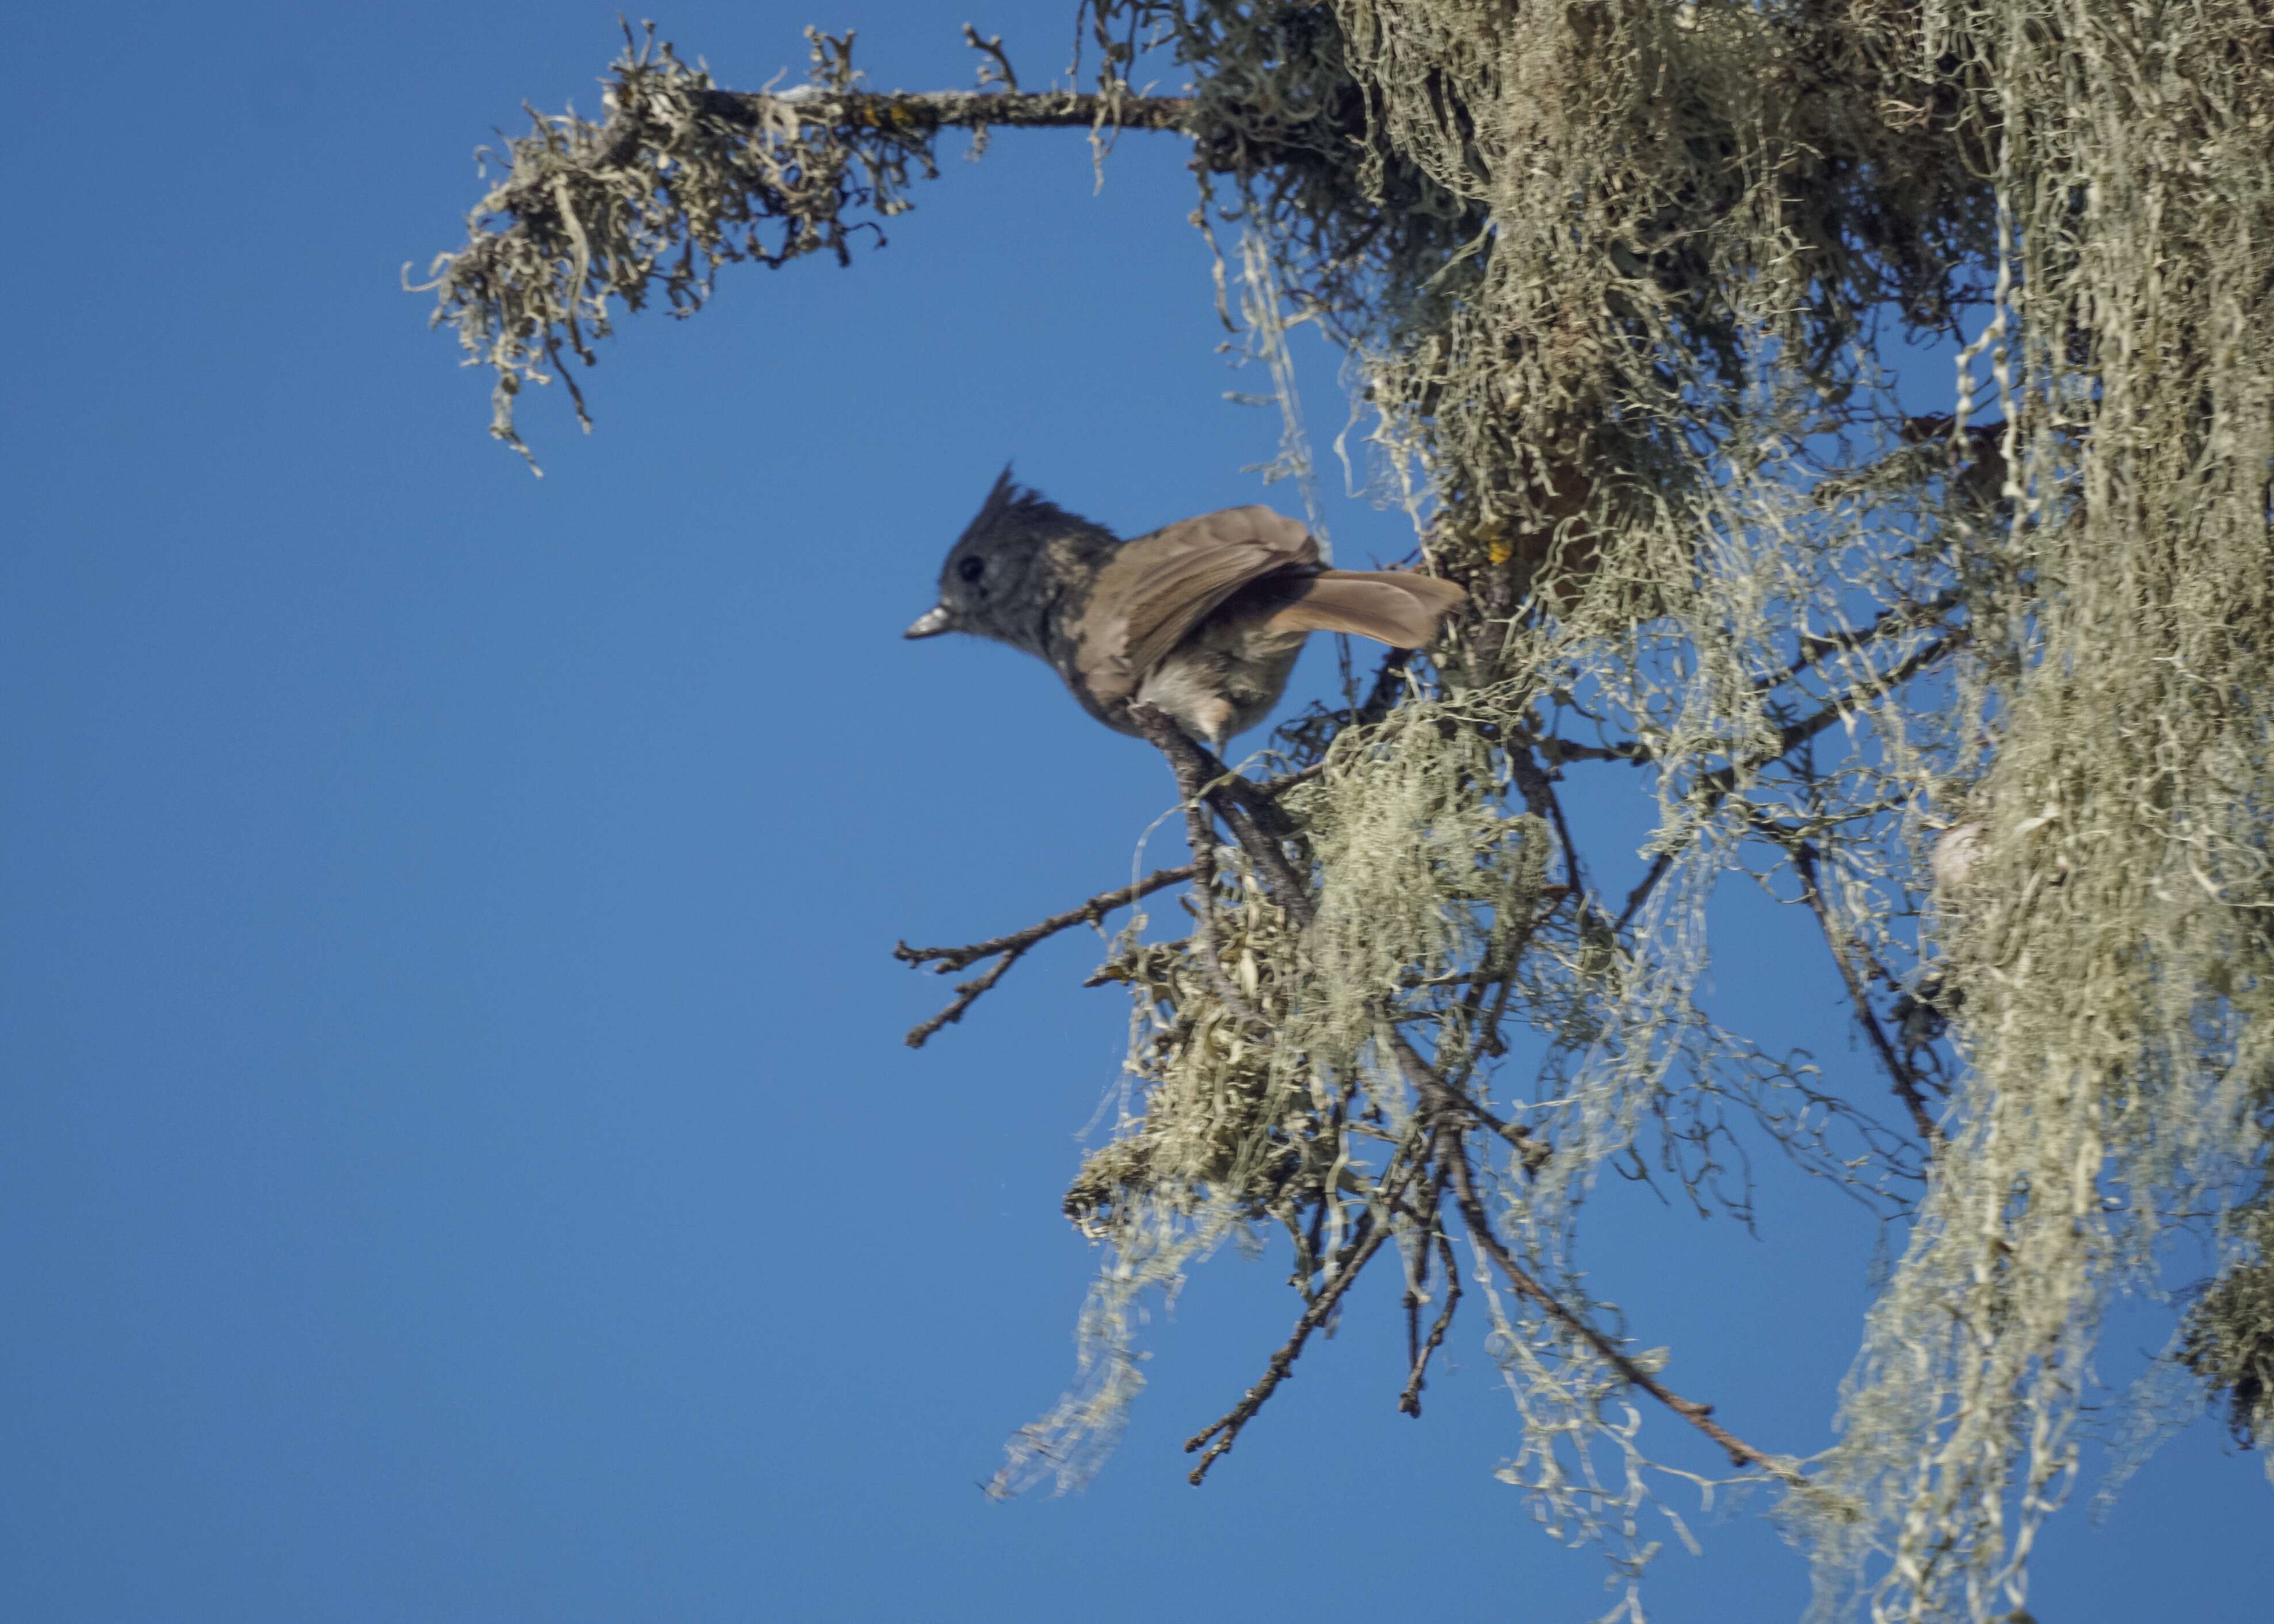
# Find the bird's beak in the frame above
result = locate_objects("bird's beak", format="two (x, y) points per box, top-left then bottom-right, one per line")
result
(904, 605), (953, 639)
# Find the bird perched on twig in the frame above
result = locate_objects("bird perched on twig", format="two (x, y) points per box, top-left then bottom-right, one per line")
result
(905, 469), (1465, 753)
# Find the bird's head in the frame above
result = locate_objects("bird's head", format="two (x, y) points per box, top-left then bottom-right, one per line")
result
(905, 466), (1107, 654)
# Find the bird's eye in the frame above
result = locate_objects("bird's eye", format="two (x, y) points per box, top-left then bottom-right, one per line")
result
(958, 555), (986, 584)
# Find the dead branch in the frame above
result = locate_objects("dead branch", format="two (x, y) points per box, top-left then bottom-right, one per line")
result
(1787, 840), (1944, 1147)
(1181, 1211), (1395, 1483)
(895, 863), (1196, 1047)
(1400, 1212), (1462, 1417)
(1182, 1144), (1435, 1482)
(1619, 629), (1969, 933)
(899, 945), (1032, 1050)
(1389, 1033), (1804, 1482)
(896, 865), (1197, 974)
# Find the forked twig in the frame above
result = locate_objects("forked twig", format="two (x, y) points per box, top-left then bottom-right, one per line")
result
(1182, 1152), (1421, 1484)
(1399, 1221), (1462, 1417)
(895, 863), (1196, 1046)
(960, 23), (1020, 92)
(1389, 1033), (1803, 1482)
(899, 944), (1033, 1049)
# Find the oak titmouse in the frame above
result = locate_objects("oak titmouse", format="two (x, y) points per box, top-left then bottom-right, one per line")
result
(906, 469), (1463, 752)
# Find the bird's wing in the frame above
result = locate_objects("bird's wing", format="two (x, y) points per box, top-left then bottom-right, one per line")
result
(1076, 507), (1319, 702)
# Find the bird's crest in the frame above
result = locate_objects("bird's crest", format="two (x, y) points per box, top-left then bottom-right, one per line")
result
(960, 464), (1112, 548)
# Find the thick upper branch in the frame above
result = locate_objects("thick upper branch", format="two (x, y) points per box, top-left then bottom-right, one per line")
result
(418, 28), (1201, 462)
(697, 85), (1197, 136)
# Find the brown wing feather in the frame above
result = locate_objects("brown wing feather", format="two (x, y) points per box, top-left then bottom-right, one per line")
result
(1261, 571), (1465, 648)
(1083, 506), (1319, 694)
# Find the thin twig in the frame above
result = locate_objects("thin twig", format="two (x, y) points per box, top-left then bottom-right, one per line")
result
(1616, 846), (1683, 933)
(1788, 839), (1944, 1147)
(1388, 1033), (1803, 1482)
(959, 23), (1019, 91)
(1395, 889), (1573, 990)
(1448, 1145), (1803, 1480)
(895, 863), (1197, 1047)
(1181, 1216), (1392, 1482)
(1532, 736), (1650, 766)
(896, 865), (1197, 973)
(1617, 631), (1968, 934)
(1400, 1210), (1462, 1418)
(1403, 1225), (1425, 1375)
(901, 943), (1031, 1049)
(1182, 1155), (1424, 1484)
(1510, 743), (1585, 895)
(1740, 631), (1966, 781)
(1760, 587), (1967, 693)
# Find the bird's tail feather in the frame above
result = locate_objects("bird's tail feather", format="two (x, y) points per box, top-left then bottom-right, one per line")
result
(1262, 570), (1464, 648)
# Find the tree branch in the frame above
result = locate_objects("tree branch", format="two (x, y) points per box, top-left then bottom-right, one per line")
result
(1128, 702), (1315, 927)
(1762, 587), (1967, 693)
(697, 84), (1197, 137)
(899, 943), (1033, 1050)
(1616, 848), (1681, 934)
(1399, 1213), (1462, 1417)
(896, 865), (1197, 973)
(419, 26), (1201, 461)
(1788, 839), (1944, 1148)
(1111, 701), (1794, 1484)
(1183, 1147), (1436, 1482)
(1618, 630), (1969, 933)
(1182, 1210), (1395, 1483)
(1388, 1032), (1803, 1482)
(1731, 631), (1967, 793)
(895, 863), (1196, 1046)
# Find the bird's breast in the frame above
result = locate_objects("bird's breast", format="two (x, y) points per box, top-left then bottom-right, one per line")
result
(1132, 608), (1310, 747)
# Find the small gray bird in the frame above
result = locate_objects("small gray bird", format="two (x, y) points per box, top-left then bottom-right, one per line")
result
(906, 469), (1466, 753)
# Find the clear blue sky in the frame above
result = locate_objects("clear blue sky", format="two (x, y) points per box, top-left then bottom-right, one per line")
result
(2, 5), (2265, 1621)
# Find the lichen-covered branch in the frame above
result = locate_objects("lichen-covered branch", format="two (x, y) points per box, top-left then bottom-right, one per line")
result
(1117, 706), (1802, 1489)
(415, 24), (1195, 465)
